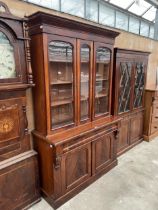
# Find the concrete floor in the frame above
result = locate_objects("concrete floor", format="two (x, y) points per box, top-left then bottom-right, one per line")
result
(29, 138), (158, 210)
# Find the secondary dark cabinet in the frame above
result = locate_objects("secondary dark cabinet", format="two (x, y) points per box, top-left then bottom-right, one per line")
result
(28, 12), (120, 208)
(112, 48), (149, 155)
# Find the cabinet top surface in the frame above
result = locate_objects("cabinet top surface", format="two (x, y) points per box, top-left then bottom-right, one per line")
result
(33, 116), (121, 146)
(114, 48), (150, 55)
(28, 11), (120, 38)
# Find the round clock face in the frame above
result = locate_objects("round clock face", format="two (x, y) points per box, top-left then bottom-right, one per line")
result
(0, 31), (16, 79)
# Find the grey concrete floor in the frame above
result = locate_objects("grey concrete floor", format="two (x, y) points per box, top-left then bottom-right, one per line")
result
(29, 138), (158, 210)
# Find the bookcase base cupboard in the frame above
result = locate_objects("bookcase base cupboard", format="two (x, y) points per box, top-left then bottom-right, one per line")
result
(28, 12), (121, 208)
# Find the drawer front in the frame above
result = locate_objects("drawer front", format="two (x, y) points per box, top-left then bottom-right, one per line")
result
(154, 91), (158, 97)
(150, 122), (158, 134)
(151, 114), (158, 123)
(152, 104), (158, 115)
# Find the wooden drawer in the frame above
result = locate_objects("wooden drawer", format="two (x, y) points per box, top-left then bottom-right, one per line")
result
(152, 104), (158, 114)
(151, 114), (158, 123)
(150, 122), (158, 134)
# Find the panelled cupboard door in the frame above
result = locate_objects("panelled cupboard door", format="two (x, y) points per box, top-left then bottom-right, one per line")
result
(47, 35), (77, 130)
(117, 117), (130, 153)
(62, 143), (91, 193)
(77, 39), (93, 124)
(130, 112), (143, 144)
(93, 42), (112, 119)
(92, 131), (115, 174)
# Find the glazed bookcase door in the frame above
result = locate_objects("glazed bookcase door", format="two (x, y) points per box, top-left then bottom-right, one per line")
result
(133, 62), (145, 108)
(0, 28), (21, 83)
(118, 62), (132, 114)
(94, 43), (112, 118)
(77, 40), (93, 123)
(48, 36), (76, 129)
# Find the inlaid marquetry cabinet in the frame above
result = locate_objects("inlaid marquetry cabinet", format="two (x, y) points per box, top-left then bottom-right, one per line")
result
(0, 2), (40, 209)
(143, 88), (158, 141)
(112, 48), (149, 155)
(28, 12), (121, 208)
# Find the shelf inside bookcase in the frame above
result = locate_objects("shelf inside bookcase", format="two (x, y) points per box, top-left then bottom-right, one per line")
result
(96, 93), (108, 98)
(96, 78), (109, 81)
(51, 99), (73, 107)
(51, 80), (72, 85)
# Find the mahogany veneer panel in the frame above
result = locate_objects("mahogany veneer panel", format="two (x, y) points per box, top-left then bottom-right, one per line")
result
(0, 151), (40, 210)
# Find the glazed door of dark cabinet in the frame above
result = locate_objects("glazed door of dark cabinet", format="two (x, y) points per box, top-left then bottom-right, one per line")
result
(117, 61), (133, 114)
(133, 62), (146, 109)
(92, 131), (115, 175)
(93, 42), (112, 119)
(117, 117), (130, 154)
(0, 97), (28, 160)
(130, 111), (143, 144)
(62, 142), (91, 193)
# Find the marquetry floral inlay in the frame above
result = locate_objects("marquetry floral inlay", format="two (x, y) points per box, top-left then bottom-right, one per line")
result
(0, 117), (14, 133)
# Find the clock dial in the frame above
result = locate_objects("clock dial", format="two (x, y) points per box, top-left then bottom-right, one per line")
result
(0, 31), (16, 79)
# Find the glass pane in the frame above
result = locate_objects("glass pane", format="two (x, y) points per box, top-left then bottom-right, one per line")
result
(129, 16), (140, 34)
(0, 31), (16, 79)
(95, 47), (111, 116)
(143, 6), (156, 21)
(116, 11), (128, 31)
(110, 0), (134, 9)
(140, 21), (149, 37)
(49, 41), (74, 128)
(149, 25), (154, 39)
(133, 63), (145, 108)
(99, 4), (115, 27)
(86, 0), (98, 22)
(80, 44), (90, 121)
(118, 63), (132, 113)
(26, 0), (59, 10)
(61, 0), (84, 18)
(128, 0), (151, 16)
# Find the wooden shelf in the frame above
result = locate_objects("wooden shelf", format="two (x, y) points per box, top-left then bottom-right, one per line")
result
(96, 61), (110, 64)
(49, 59), (72, 63)
(81, 80), (89, 83)
(96, 78), (108, 81)
(51, 80), (72, 85)
(51, 99), (73, 107)
(81, 97), (88, 101)
(96, 93), (108, 98)
(81, 60), (89, 63)
(53, 115), (73, 125)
